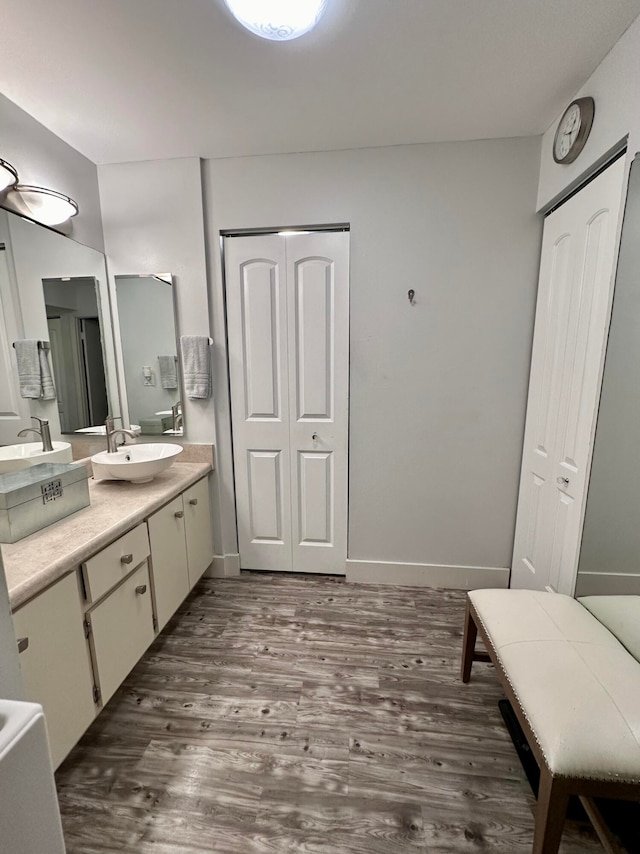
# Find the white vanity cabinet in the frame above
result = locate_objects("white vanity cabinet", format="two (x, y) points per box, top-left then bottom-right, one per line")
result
(148, 476), (213, 629)
(147, 495), (190, 632)
(183, 477), (213, 589)
(87, 562), (155, 704)
(12, 572), (97, 768)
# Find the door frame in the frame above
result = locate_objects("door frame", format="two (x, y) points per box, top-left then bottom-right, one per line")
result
(220, 224), (351, 574)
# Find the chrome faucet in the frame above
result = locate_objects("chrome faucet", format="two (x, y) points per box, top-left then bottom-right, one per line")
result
(18, 416), (53, 452)
(171, 402), (183, 433)
(105, 416), (138, 453)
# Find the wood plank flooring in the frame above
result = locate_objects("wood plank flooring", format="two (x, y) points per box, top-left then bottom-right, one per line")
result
(56, 573), (604, 853)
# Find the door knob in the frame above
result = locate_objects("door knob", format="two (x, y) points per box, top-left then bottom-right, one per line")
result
(312, 433), (319, 441)
(557, 477), (570, 486)
(135, 584), (147, 595)
(175, 510), (184, 518)
(189, 498), (198, 506)
(121, 553), (134, 565)
(17, 637), (29, 654)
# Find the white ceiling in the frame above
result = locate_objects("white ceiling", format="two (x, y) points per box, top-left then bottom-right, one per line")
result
(1, 0), (639, 165)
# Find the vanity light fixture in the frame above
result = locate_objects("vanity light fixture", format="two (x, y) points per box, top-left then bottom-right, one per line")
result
(0, 158), (19, 192)
(8, 185), (79, 226)
(223, 0), (327, 41)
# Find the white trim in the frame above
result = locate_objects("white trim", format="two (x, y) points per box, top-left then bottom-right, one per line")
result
(574, 571), (640, 596)
(345, 559), (509, 589)
(205, 553), (241, 578)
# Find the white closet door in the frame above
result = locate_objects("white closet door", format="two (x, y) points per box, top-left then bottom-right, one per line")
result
(512, 156), (626, 593)
(287, 232), (349, 574)
(225, 231), (349, 574)
(226, 235), (293, 570)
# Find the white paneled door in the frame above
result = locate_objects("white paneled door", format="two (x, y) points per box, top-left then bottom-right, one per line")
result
(511, 156), (626, 594)
(225, 232), (349, 574)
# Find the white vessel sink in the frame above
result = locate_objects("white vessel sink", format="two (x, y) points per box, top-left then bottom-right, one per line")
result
(91, 443), (183, 483)
(0, 442), (73, 475)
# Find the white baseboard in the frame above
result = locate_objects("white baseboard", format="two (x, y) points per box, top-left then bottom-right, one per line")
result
(205, 553), (241, 578)
(345, 559), (509, 589)
(575, 571), (640, 596)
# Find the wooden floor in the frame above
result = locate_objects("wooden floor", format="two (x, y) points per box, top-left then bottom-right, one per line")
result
(56, 573), (603, 853)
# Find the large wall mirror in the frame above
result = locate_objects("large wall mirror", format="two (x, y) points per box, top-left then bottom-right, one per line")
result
(576, 153), (640, 596)
(0, 208), (118, 445)
(0, 209), (184, 446)
(112, 274), (183, 437)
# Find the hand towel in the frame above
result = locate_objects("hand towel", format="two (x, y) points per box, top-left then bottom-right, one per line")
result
(39, 345), (56, 400)
(14, 339), (43, 399)
(158, 355), (178, 389)
(180, 336), (211, 400)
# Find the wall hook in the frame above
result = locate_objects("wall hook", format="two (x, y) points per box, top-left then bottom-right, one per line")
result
(408, 289), (416, 306)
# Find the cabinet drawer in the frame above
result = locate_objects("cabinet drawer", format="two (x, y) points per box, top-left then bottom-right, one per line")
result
(89, 562), (155, 705)
(12, 572), (96, 768)
(184, 477), (213, 589)
(83, 523), (150, 603)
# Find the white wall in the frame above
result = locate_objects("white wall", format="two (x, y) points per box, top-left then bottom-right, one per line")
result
(97, 157), (213, 441)
(204, 137), (542, 578)
(0, 93), (103, 251)
(537, 15), (640, 210)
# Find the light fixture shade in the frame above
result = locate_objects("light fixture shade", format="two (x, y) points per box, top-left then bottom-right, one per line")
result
(0, 158), (19, 192)
(10, 185), (79, 226)
(224, 0), (327, 41)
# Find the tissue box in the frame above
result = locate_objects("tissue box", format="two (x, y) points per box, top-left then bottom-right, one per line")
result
(0, 462), (90, 543)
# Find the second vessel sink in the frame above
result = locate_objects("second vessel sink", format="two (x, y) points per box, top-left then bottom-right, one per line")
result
(91, 443), (183, 483)
(0, 442), (73, 475)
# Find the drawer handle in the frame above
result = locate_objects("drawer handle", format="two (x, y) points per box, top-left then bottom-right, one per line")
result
(17, 637), (29, 654)
(175, 510), (184, 518)
(135, 584), (147, 595)
(189, 498), (198, 506)
(121, 553), (134, 565)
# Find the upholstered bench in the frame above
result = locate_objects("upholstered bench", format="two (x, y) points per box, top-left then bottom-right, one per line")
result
(461, 589), (640, 854)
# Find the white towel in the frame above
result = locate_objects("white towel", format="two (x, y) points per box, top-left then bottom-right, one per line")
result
(13, 340), (57, 400)
(180, 336), (211, 400)
(39, 345), (56, 400)
(158, 355), (178, 389)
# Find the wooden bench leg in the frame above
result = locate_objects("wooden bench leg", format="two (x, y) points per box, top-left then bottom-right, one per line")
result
(461, 598), (477, 683)
(533, 769), (569, 854)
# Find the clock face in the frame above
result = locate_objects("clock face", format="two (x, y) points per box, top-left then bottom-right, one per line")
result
(553, 97), (595, 164)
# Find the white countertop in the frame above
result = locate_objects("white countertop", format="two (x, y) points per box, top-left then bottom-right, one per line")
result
(1, 461), (211, 611)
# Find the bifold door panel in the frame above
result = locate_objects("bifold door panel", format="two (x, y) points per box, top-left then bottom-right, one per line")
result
(226, 232), (349, 574)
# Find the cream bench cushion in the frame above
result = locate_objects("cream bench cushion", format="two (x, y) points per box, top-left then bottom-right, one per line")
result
(468, 589), (640, 783)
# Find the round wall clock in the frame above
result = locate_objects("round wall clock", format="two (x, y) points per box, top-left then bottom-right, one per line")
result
(553, 97), (595, 165)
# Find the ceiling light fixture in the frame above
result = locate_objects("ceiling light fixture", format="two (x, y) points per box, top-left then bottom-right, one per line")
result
(223, 0), (327, 41)
(8, 185), (79, 226)
(0, 158), (19, 192)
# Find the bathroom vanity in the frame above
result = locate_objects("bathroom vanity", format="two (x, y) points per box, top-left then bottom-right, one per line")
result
(1, 460), (212, 768)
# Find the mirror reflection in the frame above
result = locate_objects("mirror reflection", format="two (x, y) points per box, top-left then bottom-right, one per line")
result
(576, 153), (640, 597)
(114, 274), (183, 436)
(43, 277), (109, 432)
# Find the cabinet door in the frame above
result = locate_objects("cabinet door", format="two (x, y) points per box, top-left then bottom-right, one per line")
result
(89, 563), (155, 705)
(148, 495), (190, 631)
(184, 477), (213, 589)
(12, 572), (96, 768)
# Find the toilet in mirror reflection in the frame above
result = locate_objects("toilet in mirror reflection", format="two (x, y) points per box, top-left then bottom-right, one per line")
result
(113, 274), (183, 437)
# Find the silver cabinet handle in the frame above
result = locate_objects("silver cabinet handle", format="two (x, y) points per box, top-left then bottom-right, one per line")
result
(17, 637), (29, 654)
(189, 498), (198, 506)
(175, 510), (184, 518)
(121, 553), (134, 565)
(312, 433), (319, 441)
(135, 584), (147, 595)
(557, 477), (570, 486)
